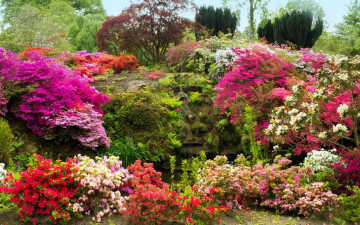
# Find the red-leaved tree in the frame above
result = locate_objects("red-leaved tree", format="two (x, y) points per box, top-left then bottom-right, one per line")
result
(97, 0), (196, 64)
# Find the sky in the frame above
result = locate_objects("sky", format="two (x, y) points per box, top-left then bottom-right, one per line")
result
(102, 0), (351, 32)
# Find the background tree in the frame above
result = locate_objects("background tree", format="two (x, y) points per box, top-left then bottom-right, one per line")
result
(97, 0), (196, 64)
(279, 0), (325, 20)
(257, 19), (274, 43)
(67, 14), (106, 52)
(0, 0), (105, 27)
(195, 5), (237, 40)
(223, 0), (269, 41)
(0, 3), (74, 51)
(259, 10), (323, 49)
(335, 0), (360, 55)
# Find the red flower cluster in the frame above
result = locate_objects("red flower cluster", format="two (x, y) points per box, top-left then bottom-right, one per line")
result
(63, 52), (138, 81)
(18, 46), (54, 59)
(0, 154), (81, 225)
(125, 161), (228, 224)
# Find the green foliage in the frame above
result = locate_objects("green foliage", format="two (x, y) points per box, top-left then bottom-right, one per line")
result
(158, 76), (176, 88)
(188, 92), (202, 106)
(340, 186), (360, 223)
(102, 90), (182, 160)
(181, 159), (190, 186)
(263, 10), (323, 49)
(0, 118), (13, 165)
(0, 192), (16, 211)
(67, 14), (106, 52)
(100, 137), (148, 168)
(169, 155), (176, 183)
(243, 105), (263, 163)
(196, 6), (237, 39)
(168, 132), (182, 149)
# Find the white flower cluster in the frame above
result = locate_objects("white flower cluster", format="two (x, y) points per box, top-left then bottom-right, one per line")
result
(318, 131), (327, 139)
(289, 112), (307, 126)
(338, 73), (348, 81)
(0, 163), (7, 183)
(215, 49), (237, 67)
(336, 104), (349, 119)
(303, 149), (339, 172)
(332, 124), (348, 133)
(333, 55), (348, 65)
(301, 102), (318, 115)
(74, 155), (132, 222)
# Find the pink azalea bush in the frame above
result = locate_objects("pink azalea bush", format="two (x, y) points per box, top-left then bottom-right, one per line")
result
(195, 155), (339, 216)
(0, 48), (110, 149)
(0, 84), (8, 116)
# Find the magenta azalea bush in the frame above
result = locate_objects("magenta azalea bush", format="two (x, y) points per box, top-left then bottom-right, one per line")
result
(0, 48), (110, 149)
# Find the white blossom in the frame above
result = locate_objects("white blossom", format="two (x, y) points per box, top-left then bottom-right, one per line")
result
(336, 104), (349, 118)
(332, 124), (348, 133)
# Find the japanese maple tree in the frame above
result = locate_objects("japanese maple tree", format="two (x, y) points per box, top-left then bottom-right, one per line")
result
(97, 0), (196, 64)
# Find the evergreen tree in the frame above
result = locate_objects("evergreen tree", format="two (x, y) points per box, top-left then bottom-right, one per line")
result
(195, 6), (238, 39)
(259, 10), (323, 49)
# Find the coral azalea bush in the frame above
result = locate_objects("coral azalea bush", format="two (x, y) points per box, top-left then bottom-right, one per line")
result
(0, 48), (110, 149)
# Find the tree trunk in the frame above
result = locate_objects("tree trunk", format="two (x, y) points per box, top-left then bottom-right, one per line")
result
(249, 0), (254, 41)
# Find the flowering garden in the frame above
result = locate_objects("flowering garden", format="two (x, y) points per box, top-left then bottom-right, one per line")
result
(0, 1), (359, 220)
(0, 35), (359, 224)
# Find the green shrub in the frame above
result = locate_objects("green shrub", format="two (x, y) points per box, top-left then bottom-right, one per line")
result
(0, 118), (13, 165)
(102, 89), (181, 160)
(340, 186), (360, 223)
(100, 137), (148, 168)
(189, 92), (202, 106)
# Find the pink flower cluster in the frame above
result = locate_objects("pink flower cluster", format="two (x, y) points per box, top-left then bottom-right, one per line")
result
(0, 48), (110, 149)
(196, 155), (339, 216)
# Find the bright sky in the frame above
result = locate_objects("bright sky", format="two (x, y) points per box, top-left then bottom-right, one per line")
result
(103, 0), (351, 32)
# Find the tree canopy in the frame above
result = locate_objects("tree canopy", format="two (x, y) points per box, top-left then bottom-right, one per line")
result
(195, 5), (238, 39)
(97, 0), (196, 64)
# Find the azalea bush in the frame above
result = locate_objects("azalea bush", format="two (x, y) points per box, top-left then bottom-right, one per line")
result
(73, 155), (132, 222)
(0, 48), (110, 149)
(0, 154), (81, 225)
(265, 55), (360, 154)
(0, 163), (7, 183)
(165, 35), (247, 74)
(331, 149), (360, 194)
(195, 155), (339, 216)
(62, 51), (138, 81)
(125, 160), (228, 225)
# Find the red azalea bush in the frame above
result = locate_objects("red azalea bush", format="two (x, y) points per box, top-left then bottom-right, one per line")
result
(18, 46), (54, 59)
(62, 51), (138, 81)
(0, 48), (110, 149)
(331, 149), (360, 194)
(126, 160), (228, 224)
(0, 154), (81, 225)
(165, 40), (199, 71)
(147, 71), (164, 80)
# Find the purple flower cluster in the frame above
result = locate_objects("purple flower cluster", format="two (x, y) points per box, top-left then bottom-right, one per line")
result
(0, 48), (110, 149)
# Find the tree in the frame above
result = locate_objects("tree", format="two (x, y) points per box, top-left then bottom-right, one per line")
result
(0, 0), (105, 27)
(257, 19), (274, 43)
(335, 0), (360, 55)
(1, 4), (72, 51)
(259, 10), (323, 49)
(223, 0), (269, 41)
(195, 5), (238, 39)
(275, 0), (325, 20)
(97, 0), (196, 64)
(67, 14), (106, 52)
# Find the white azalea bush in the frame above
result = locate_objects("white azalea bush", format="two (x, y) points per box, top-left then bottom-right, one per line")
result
(0, 163), (7, 184)
(303, 149), (340, 172)
(265, 55), (360, 154)
(73, 155), (133, 222)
